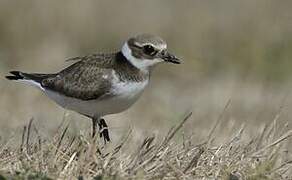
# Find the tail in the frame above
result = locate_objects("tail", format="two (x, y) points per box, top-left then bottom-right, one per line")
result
(6, 71), (48, 82)
(6, 71), (24, 81)
(6, 71), (53, 90)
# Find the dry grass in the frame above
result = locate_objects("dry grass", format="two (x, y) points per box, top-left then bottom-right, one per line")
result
(0, 110), (291, 180)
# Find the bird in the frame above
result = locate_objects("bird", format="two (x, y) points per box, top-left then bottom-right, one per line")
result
(5, 34), (181, 143)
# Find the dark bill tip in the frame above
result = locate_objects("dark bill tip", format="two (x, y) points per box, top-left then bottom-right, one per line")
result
(165, 57), (181, 64)
(160, 50), (181, 64)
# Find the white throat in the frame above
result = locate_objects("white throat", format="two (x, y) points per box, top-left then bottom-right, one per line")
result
(121, 43), (162, 71)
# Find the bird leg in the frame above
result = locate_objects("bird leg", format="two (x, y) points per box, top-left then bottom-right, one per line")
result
(92, 117), (98, 138)
(99, 118), (110, 143)
(92, 117), (110, 143)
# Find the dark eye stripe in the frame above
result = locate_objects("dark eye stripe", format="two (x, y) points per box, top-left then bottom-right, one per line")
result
(143, 45), (157, 56)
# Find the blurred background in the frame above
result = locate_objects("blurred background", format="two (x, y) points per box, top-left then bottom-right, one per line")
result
(1, 0), (292, 143)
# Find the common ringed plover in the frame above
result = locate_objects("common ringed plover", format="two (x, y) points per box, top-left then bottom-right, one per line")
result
(6, 34), (181, 142)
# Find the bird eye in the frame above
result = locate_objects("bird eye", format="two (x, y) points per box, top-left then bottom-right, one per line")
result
(143, 45), (157, 56)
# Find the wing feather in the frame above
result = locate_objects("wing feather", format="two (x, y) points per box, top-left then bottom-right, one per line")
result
(41, 54), (115, 100)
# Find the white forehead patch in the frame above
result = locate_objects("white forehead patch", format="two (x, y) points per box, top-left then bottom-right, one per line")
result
(122, 43), (163, 71)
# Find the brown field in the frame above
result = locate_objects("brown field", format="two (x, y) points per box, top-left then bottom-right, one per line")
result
(1, 0), (292, 179)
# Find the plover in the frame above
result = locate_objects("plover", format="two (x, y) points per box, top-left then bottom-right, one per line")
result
(6, 34), (181, 142)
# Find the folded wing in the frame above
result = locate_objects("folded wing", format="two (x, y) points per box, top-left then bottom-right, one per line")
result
(41, 56), (114, 100)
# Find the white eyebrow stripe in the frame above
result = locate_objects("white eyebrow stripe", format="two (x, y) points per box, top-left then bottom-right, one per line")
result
(141, 43), (167, 50)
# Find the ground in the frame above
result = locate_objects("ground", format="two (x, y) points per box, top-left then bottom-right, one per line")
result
(0, 109), (291, 179)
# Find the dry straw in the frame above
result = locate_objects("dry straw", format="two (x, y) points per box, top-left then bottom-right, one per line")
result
(0, 110), (291, 179)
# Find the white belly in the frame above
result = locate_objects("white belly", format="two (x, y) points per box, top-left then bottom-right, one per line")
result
(44, 79), (148, 117)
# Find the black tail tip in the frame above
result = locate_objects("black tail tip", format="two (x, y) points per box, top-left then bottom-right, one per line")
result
(5, 71), (23, 80)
